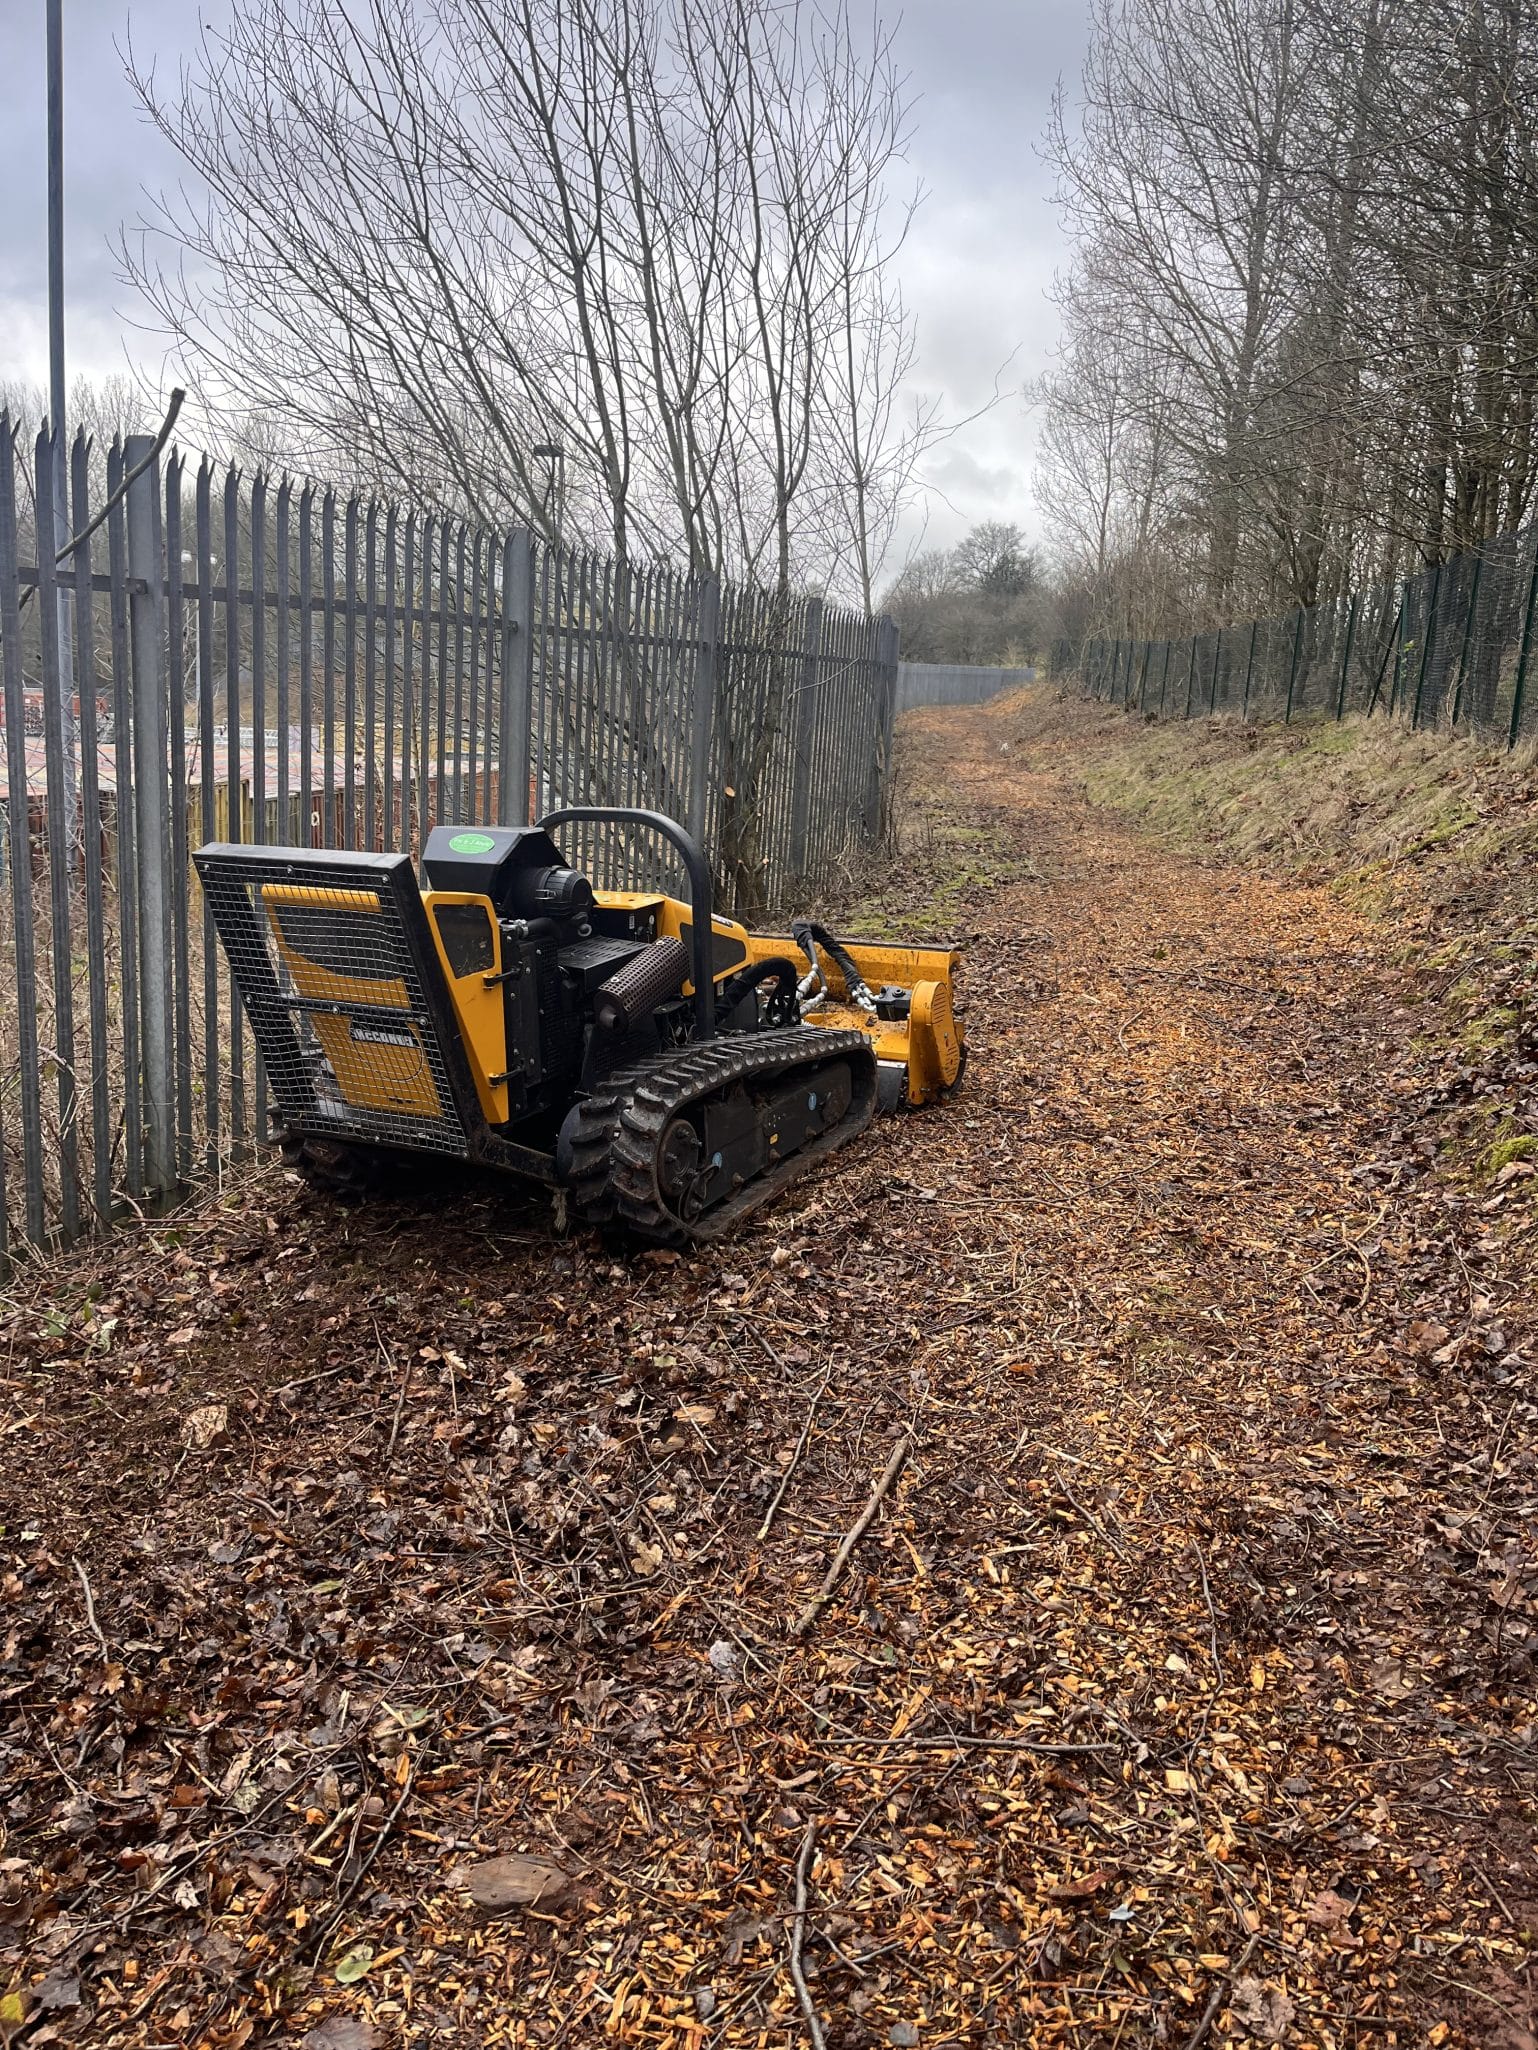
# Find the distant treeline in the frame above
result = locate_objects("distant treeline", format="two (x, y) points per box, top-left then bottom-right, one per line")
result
(880, 521), (1046, 665)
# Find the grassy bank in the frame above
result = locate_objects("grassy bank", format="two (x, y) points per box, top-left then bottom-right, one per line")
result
(995, 686), (1538, 1197)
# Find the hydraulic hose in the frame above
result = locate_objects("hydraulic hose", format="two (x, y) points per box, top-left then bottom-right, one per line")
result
(715, 955), (801, 1028)
(790, 919), (877, 1011)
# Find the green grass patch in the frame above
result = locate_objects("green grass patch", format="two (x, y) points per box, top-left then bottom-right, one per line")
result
(1479, 1134), (1538, 1180)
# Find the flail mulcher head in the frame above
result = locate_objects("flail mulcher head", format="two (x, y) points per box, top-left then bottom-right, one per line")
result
(193, 807), (965, 1246)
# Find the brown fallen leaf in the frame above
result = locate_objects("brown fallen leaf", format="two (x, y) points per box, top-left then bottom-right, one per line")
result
(461, 1852), (575, 1914)
(1048, 1867), (1115, 1902)
(1305, 1888), (1354, 1929)
(1231, 1976), (1296, 2043)
(301, 2021), (382, 2050)
(181, 1402), (229, 1451)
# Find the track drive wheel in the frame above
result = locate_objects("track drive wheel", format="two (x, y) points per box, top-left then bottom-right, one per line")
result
(562, 1026), (878, 1245)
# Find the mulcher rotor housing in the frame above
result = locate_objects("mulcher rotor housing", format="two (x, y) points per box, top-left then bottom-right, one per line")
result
(193, 807), (963, 1245)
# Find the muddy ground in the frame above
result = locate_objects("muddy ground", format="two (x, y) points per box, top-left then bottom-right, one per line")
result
(3, 691), (1536, 2048)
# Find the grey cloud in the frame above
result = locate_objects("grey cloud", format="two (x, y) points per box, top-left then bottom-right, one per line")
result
(0, 0), (1088, 563)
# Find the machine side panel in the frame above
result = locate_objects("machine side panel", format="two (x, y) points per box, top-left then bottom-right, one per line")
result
(424, 892), (511, 1125)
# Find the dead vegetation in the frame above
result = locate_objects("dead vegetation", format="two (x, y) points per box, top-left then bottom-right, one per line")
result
(2, 689), (1536, 2047)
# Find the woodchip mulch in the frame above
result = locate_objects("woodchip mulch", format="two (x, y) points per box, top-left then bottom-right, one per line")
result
(3, 696), (1534, 2048)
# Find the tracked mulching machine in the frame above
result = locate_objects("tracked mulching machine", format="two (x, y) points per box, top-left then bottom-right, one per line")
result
(193, 808), (963, 1243)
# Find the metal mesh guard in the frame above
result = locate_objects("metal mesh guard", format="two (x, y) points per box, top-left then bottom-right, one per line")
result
(194, 844), (470, 1158)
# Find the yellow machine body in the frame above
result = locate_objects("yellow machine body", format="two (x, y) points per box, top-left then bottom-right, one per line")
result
(593, 890), (964, 1107)
(262, 883), (512, 1126)
(196, 806), (967, 1244)
(264, 876), (960, 1132)
(262, 883), (444, 1120)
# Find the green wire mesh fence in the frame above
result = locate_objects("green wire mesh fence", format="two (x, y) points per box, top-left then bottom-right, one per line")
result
(1054, 522), (1538, 747)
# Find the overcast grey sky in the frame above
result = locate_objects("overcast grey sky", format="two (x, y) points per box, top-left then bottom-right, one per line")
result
(0, 0), (1089, 568)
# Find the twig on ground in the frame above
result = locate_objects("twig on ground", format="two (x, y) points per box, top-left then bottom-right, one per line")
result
(788, 1820), (827, 2050)
(274, 1361), (354, 1396)
(1190, 1536), (1226, 1686)
(1475, 1397), (1519, 1515)
(305, 1764), (417, 1960)
(792, 1434), (912, 1637)
(1346, 1240), (1373, 1309)
(758, 1363), (833, 1541)
(1183, 1931), (1260, 2050)
(821, 1733), (1120, 1758)
(385, 1335), (414, 1462)
(1468, 1856), (1519, 1929)
(72, 1556), (110, 1662)
(1055, 1469), (1127, 1559)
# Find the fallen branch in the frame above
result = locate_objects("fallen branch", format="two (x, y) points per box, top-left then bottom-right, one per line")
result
(792, 1434), (911, 1637)
(1182, 1931), (1260, 2050)
(72, 1556), (110, 1663)
(1115, 1003), (1147, 1054)
(304, 1764), (417, 1961)
(788, 1820), (828, 2050)
(1189, 1536), (1226, 1686)
(384, 1333), (414, 1463)
(820, 1733), (1120, 1758)
(758, 1363), (832, 1541)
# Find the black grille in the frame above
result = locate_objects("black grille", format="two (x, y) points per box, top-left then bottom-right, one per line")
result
(268, 901), (405, 982)
(192, 845), (471, 1158)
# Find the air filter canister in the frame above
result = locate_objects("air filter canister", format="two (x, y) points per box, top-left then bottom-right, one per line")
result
(593, 936), (691, 1035)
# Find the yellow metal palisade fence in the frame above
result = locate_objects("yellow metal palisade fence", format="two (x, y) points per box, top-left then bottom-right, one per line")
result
(0, 418), (900, 1261)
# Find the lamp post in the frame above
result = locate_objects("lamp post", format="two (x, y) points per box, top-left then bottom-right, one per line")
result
(46, 0), (80, 854)
(532, 443), (564, 536)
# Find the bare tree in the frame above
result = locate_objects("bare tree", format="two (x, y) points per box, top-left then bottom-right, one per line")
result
(122, 0), (927, 605)
(1038, 0), (1538, 646)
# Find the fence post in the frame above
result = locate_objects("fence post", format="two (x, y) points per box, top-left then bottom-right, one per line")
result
(1183, 637), (1197, 718)
(1283, 608), (1305, 723)
(125, 432), (176, 1205)
(34, 433), (81, 1241)
(1336, 591), (1358, 720)
(1509, 536), (1538, 749)
(688, 576), (722, 848)
(787, 597), (824, 877)
(1158, 639), (1172, 715)
(1387, 586), (1407, 715)
(1450, 548), (1482, 729)
(1411, 561), (1442, 729)
(498, 528), (536, 824)
(1241, 617), (1258, 722)
(1210, 625), (1223, 714)
(0, 419), (47, 1246)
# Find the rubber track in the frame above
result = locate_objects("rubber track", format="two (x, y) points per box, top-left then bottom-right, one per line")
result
(563, 1027), (877, 1245)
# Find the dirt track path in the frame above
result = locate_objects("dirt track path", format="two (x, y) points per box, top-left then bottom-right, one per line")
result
(4, 694), (1534, 2048)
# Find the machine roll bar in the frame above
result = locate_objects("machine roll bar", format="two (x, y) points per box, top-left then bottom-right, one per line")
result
(538, 807), (717, 1040)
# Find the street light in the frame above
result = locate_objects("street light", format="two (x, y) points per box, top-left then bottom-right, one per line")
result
(532, 443), (564, 533)
(46, 0), (79, 855)
(46, 0), (65, 461)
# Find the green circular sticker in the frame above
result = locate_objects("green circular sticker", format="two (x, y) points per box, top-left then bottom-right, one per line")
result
(448, 831), (496, 854)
